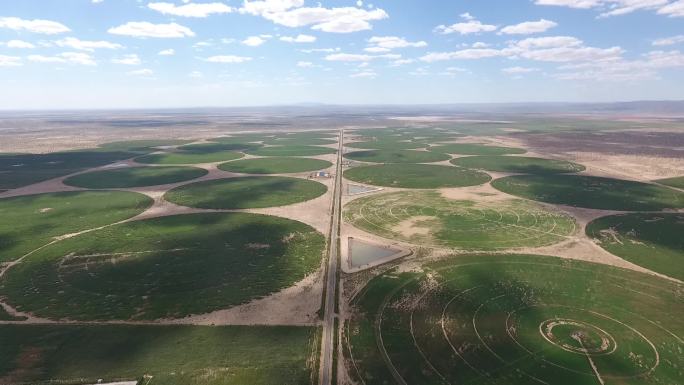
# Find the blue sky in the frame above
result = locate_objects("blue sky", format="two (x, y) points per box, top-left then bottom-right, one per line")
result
(1, 0), (683, 109)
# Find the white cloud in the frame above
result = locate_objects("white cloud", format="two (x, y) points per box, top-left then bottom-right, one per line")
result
(242, 36), (267, 46)
(158, 48), (175, 55)
(92, 0), (104, 3)
(112, 54), (141, 65)
(204, 55), (253, 63)
(653, 35), (684, 46)
(367, 36), (427, 49)
(472, 42), (489, 48)
(350, 70), (377, 78)
(553, 50), (684, 81)
(280, 34), (317, 43)
(500, 19), (557, 35)
(0, 55), (22, 66)
(364, 46), (391, 53)
(440, 66), (469, 76)
(325, 52), (400, 62)
(148, 2), (233, 17)
(435, 14), (497, 35)
(0, 17), (70, 34)
(300, 47), (340, 53)
(390, 58), (415, 66)
(421, 35), (623, 64)
(510, 36), (623, 62)
(536, 0), (675, 18)
(658, 0), (684, 17)
(502, 66), (539, 73)
(240, 1), (389, 33)
(4, 40), (35, 49)
(28, 52), (96, 66)
(189, 70), (203, 78)
(297, 61), (314, 67)
(55, 37), (122, 51)
(127, 68), (154, 76)
(421, 48), (503, 62)
(108, 22), (195, 38)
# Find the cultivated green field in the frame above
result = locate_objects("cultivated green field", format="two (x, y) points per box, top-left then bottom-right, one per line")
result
(656, 176), (684, 189)
(0, 150), (140, 190)
(264, 137), (337, 146)
(0, 191), (152, 263)
(0, 212), (324, 320)
(344, 150), (451, 164)
(98, 139), (192, 152)
(0, 324), (319, 385)
(492, 175), (684, 211)
(344, 191), (575, 249)
(246, 145), (336, 157)
(346, 140), (427, 150)
(345, 254), (683, 385)
(429, 143), (527, 155)
(178, 142), (262, 153)
(452, 155), (585, 174)
(587, 213), (684, 281)
(219, 157), (332, 174)
(166, 176), (327, 209)
(63, 166), (207, 188)
(344, 164), (491, 188)
(135, 150), (244, 165)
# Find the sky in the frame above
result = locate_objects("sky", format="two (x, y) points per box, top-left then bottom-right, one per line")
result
(0, 0), (683, 109)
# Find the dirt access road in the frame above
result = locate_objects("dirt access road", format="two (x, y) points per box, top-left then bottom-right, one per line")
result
(319, 129), (343, 385)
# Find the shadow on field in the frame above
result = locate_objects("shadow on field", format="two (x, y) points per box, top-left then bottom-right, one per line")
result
(348, 255), (663, 385)
(1, 212), (325, 320)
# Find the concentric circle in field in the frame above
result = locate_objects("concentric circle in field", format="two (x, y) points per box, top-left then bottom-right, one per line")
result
(246, 145), (336, 157)
(165, 176), (327, 209)
(343, 191), (576, 249)
(343, 164), (491, 189)
(63, 166), (207, 188)
(344, 150), (451, 164)
(346, 254), (684, 385)
(429, 143), (527, 155)
(0, 191), (153, 263)
(451, 155), (585, 174)
(587, 213), (684, 281)
(0, 212), (325, 320)
(218, 157), (332, 174)
(492, 175), (684, 211)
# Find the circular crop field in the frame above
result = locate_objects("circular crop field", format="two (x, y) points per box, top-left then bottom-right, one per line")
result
(343, 191), (575, 249)
(264, 137), (337, 146)
(218, 157), (332, 174)
(587, 213), (684, 281)
(346, 140), (427, 150)
(344, 164), (491, 189)
(135, 150), (244, 165)
(0, 191), (152, 263)
(429, 143), (526, 155)
(492, 175), (684, 211)
(346, 254), (683, 385)
(177, 142), (262, 153)
(344, 150), (451, 164)
(0, 212), (324, 320)
(63, 166), (207, 189)
(246, 145), (336, 157)
(165, 176), (327, 209)
(452, 155), (585, 174)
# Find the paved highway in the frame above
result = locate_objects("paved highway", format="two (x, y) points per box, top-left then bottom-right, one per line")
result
(319, 129), (343, 385)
